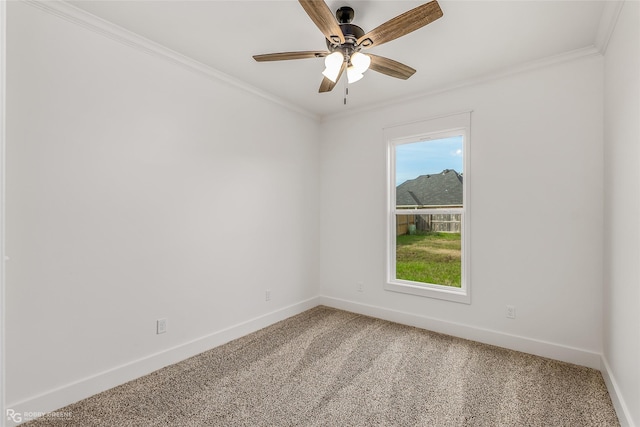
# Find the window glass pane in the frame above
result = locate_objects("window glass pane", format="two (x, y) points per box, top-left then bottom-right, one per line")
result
(395, 137), (463, 209)
(394, 136), (463, 288)
(395, 214), (461, 287)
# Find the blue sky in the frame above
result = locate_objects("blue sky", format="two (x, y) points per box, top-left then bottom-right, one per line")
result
(396, 136), (463, 185)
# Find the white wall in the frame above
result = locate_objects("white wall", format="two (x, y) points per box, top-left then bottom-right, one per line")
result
(5, 1), (319, 412)
(603, 1), (640, 425)
(319, 54), (605, 367)
(5, 0), (635, 424)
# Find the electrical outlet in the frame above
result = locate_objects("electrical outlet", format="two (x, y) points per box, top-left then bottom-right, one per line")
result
(357, 282), (364, 292)
(265, 290), (271, 301)
(157, 318), (167, 334)
(506, 305), (516, 319)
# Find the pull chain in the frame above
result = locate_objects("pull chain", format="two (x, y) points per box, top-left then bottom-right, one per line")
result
(343, 76), (349, 105)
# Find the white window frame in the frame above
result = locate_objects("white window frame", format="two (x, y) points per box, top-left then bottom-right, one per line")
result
(385, 112), (471, 304)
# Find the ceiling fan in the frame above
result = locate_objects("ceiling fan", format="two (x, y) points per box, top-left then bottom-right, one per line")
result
(253, 0), (443, 93)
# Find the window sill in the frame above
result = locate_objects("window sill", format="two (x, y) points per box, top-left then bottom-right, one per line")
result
(385, 280), (470, 304)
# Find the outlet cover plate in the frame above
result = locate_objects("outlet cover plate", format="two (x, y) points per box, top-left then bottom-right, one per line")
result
(157, 318), (167, 334)
(506, 305), (516, 319)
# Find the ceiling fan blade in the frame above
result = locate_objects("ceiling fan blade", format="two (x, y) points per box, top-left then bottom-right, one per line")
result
(253, 51), (330, 62)
(299, 0), (345, 45)
(319, 77), (336, 93)
(368, 54), (416, 80)
(319, 62), (346, 93)
(357, 0), (443, 49)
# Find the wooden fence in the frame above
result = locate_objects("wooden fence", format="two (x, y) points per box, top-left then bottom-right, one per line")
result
(396, 213), (461, 235)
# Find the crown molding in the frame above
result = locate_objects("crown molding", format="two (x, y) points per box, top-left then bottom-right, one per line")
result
(19, 0), (623, 124)
(322, 1), (625, 123)
(322, 45), (603, 123)
(22, 0), (321, 122)
(595, 1), (625, 54)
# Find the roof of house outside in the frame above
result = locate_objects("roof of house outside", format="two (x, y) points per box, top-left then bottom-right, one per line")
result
(396, 169), (463, 207)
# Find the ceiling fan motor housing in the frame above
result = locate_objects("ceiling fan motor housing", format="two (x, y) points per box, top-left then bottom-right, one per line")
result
(326, 7), (365, 57)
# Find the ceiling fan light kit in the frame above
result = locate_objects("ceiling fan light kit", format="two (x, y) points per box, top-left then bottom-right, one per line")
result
(350, 52), (371, 74)
(346, 67), (364, 84)
(322, 51), (344, 82)
(253, 0), (443, 94)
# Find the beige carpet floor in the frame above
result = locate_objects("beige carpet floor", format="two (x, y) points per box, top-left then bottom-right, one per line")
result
(25, 306), (619, 426)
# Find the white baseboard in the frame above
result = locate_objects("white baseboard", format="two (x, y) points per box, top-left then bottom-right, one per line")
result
(319, 296), (602, 369)
(5, 297), (320, 426)
(601, 355), (635, 427)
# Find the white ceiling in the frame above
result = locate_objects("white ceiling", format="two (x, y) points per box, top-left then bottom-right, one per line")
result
(66, 0), (608, 119)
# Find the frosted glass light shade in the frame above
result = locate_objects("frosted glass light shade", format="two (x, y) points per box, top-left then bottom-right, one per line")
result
(347, 66), (364, 84)
(350, 52), (371, 73)
(322, 52), (344, 82)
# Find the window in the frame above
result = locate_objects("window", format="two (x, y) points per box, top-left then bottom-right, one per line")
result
(385, 112), (470, 303)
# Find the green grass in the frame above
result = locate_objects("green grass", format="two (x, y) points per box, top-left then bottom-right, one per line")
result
(396, 232), (461, 287)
